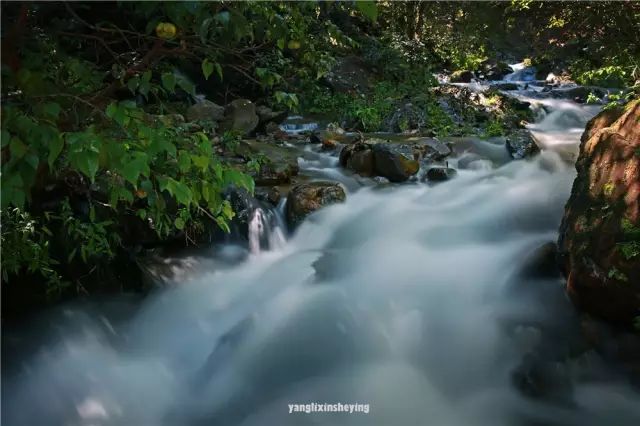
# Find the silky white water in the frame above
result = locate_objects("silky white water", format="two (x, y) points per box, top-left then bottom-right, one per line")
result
(3, 98), (640, 426)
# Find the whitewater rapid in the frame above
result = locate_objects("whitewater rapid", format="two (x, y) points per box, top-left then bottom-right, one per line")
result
(3, 89), (640, 426)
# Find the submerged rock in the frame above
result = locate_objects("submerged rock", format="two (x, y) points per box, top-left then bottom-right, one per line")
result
(506, 129), (540, 159)
(286, 181), (346, 228)
(186, 100), (225, 122)
(558, 100), (640, 326)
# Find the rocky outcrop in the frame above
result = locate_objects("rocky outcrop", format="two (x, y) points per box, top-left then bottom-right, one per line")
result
(286, 181), (346, 228)
(558, 100), (640, 326)
(478, 60), (512, 81)
(323, 56), (373, 93)
(186, 100), (225, 122)
(222, 99), (259, 135)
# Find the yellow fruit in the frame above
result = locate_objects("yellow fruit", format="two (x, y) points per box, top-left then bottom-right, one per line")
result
(155, 22), (177, 40)
(287, 40), (301, 50)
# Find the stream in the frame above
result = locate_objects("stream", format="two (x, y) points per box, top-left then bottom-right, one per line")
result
(3, 68), (640, 426)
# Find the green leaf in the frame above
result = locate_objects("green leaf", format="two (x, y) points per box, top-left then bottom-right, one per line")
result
(142, 70), (152, 84)
(174, 217), (185, 230)
(177, 76), (196, 97)
(277, 38), (285, 50)
(127, 76), (140, 94)
(356, 1), (378, 22)
(48, 134), (64, 168)
(9, 137), (28, 159)
(215, 63), (223, 81)
(161, 72), (176, 93)
(1, 129), (10, 148)
(41, 102), (61, 120)
(121, 152), (149, 185)
(71, 150), (100, 182)
(202, 59), (214, 80)
(177, 150), (191, 173)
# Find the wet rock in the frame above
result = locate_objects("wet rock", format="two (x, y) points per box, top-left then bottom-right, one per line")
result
(286, 181), (346, 228)
(186, 100), (225, 122)
(512, 353), (574, 402)
(506, 129), (540, 159)
(425, 166), (457, 182)
(491, 82), (519, 91)
(255, 186), (281, 206)
(558, 100), (640, 326)
(414, 137), (452, 160)
(517, 242), (561, 280)
(222, 99), (259, 135)
(480, 60), (512, 81)
(554, 86), (607, 104)
(264, 122), (281, 135)
(450, 70), (474, 83)
(371, 143), (420, 182)
(339, 142), (375, 176)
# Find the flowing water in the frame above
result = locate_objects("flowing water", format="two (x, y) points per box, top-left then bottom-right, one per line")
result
(3, 79), (640, 426)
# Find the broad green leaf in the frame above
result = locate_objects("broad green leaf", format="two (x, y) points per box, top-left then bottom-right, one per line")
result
(177, 76), (196, 97)
(10, 137), (28, 159)
(215, 63), (223, 80)
(127, 76), (140, 94)
(41, 102), (61, 120)
(277, 38), (285, 50)
(177, 150), (191, 173)
(356, 1), (378, 22)
(48, 134), (64, 168)
(161, 72), (176, 93)
(202, 59), (214, 80)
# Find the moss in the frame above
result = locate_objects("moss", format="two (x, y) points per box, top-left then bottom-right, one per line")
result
(603, 181), (615, 197)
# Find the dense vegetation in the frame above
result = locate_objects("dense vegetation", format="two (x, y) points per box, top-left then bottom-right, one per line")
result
(2, 1), (639, 316)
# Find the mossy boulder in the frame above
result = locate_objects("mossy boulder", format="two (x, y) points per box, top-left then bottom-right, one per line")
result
(558, 100), (640, 326)
(286, 181), (346, 228)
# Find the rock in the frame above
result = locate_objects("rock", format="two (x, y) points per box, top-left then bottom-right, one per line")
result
(323, 56), (373, 94)
(506, 129), (540, 159)
(256, 105), (287, 124)
(556, 86), (606, 104)
(491, 83), (519, 91)
(255, 186), (281, 206)
(371, 143), (420, 182)
(321, 138), (338, 151)
(480, 60), (512, 81)
(186, 100), (225, 122)
(264, 122), (281, 135)
(236, 140), (300, 185)
(384, 103), (426, 133)
(558, 100), (640, 326)
(450, 70), (474, 83)
(425, 166), (457, 182)
(286, 181), (346, 228)
(222, 99), (259, 135)
(339, 142), (375, 176)
(143, 113), (185, 127)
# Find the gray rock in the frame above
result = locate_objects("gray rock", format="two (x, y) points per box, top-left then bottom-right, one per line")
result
(425, 167), (457, 182)
(286, 181), (346, 228)
(450, 70), (474, 83)
(222, 99), (259, 135)
(372, 143), (420, 182)
(506, 129), (540, 159)
(186, 100), (225, 122)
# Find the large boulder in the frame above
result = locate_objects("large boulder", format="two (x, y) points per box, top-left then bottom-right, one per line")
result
(222, 99), (259, 135)
(372, 144), (420, 182)
(383, 102), (426, 133)
(286, 181), (346, 228)
(186, 100), (225, 122)
(558, 100), (640, 326)
(323, 56), (373, 94)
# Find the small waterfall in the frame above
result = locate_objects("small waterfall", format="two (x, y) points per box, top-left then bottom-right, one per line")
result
(279, 115), (319, 135)
(505, 62), (537, 82)
(247, 207), (287, 254)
